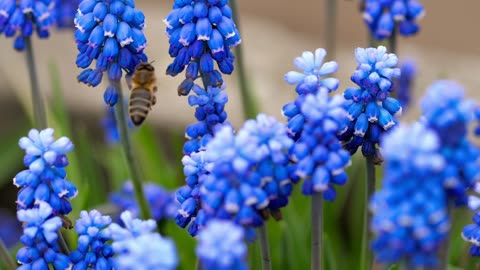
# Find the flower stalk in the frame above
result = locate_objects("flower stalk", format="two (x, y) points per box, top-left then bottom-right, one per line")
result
(258, 224), (272, 270)
(361, 155), (376, 270)
(230, 0), (259, 119)
(25, 37), (47, 129)
(110, 80), (152, 221)
(311, 193), (323, 270)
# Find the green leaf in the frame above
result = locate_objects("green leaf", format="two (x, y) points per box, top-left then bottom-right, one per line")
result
(0, 124), (29, 187)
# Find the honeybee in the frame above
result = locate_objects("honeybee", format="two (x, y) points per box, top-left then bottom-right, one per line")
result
(128, 62), (157, 126)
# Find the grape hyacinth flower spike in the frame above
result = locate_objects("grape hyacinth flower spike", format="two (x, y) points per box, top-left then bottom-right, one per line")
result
(106, 211), (178, 270)
(0, 0), (55, 50)
(420, 80), (480, 205)
(16, 202), (72, 269)
(395, 59), (417, 111)
(362, 0), (425, 40)
(197, 220), (248, 270)
(338, 46), (402, 158)
(462, 211), (480, 257)
(14, 128), (77, 215)
(69, 210), (115, 269)
(53, 0), (80, 29)
(370, 123), (450, 267)
(74, 0), (148, 105)
(164, 0), (242, 95)
(291, 88), (351, 200)
(282, 48), (339, 140)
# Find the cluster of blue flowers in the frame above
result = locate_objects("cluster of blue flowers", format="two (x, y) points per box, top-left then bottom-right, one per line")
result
(164, 0), (241, 94)
(197, 220), (248, 270)
(282, 48), (339, 140)
(370, 123), (450, 267)
(462, 212), (480, 256)
(15, 128), (77, 215)
(74, 0), (148, 105)
(362, 0), (425, 40)
(395, 59), (416, 111)
(110, 181), (178, 222)
(70, 210), (114, 269)
(106, 211), (178, 270)
(290, 88), (351, 200)
(338, 46), (402, 157)
(176, 114), (294, 235)
(0, 0), (55, 50)
(16, 202), (73, 269)
(420, 80), (480, 205)
(53, 0), (80, 29)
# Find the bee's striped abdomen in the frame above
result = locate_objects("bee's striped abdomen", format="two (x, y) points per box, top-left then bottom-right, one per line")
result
(129, 88), (153, 126)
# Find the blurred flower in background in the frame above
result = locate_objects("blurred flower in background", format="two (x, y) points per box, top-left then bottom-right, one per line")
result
(0, 0), (56, 50)
(0, 208), (21, 248)
(53, 0), (80, 29)
(395, 59), (417, 112)
(362, 0), (425, 40)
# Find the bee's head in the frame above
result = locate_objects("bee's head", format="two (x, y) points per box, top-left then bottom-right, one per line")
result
(135, 61), (155, 72)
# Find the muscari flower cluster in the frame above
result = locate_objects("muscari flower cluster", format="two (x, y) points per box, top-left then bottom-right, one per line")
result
(14, 128), (77, 215)
(197, 220), (248, 270)
(420, 80), (480, 205)
(16, 202), (72, 269)
(110, 181), (178, 222)
(176, 114), (293, 235)
(370, 123), (450, 267)
(338, 46), (402, 157)
(462, 212), (480, 256)
(394, 59), (416, 111)
(164, 0), (242, 94)
(0, 209), (22, 248)
(70, 210), (115, 270)
(362, 0), (425, 40)
(53, 0), (80, 29)
(290, 88), (351, 200)
(0, 0), (55, 51)
(282, 48), (339, 141)
(106, 211), (178, 270)
(75, 0), (148, 105)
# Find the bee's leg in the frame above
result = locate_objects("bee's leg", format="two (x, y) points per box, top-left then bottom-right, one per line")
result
(152, 95), (157, 106)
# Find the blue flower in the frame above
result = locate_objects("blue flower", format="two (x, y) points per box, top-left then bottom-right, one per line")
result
(420, 80), (480, 205)
(14, 128), (77, 215)
(75, 0), (148, 104)
(362, 0), (425, 40)
(164, 0), (242, 92)
(395, 59), (416, 111)
(370, 123), (450, 267)
(462, 212), (480, 256)
(475, 107), (480, 136)
(70, 210), (115, 270)
(0, 0), (55, 51)
(197, 220), (248, 270)
(184, 84), (229, 154)
(16, 202), (72, 269)
(338, 46), (402, 157)
(199, 114), (293, 229)
(0, 209), (22, 248)
(53, 0), (80, 29)
(282, 48), (339, 140)
(107, 211), (178, 270)
(110, 181), (179, 222)
(290, 88), (351, 200)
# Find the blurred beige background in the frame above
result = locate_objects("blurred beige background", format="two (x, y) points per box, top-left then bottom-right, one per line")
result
(0, 0), (479, 131)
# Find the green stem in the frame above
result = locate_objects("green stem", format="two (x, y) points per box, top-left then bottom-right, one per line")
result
(58, 231), (71, 254)
(311, 192), (323, 270)
(0, 239), (15, 270)
(325, 0), (337, 60)
(388, 24), (398, 55)
(361, 156), (376, 270)
(230, 0), (259, 120)
(25, 37), (47, 129)
(194, 259), (202, 270)
(110, 80), (152, 220)
(258, 225), (272, 270)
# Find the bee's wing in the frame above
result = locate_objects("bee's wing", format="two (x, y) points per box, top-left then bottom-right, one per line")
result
(125, 73), (133, 90)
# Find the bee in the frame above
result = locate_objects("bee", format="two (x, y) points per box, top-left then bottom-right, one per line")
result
(128, 62), (157, 126)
